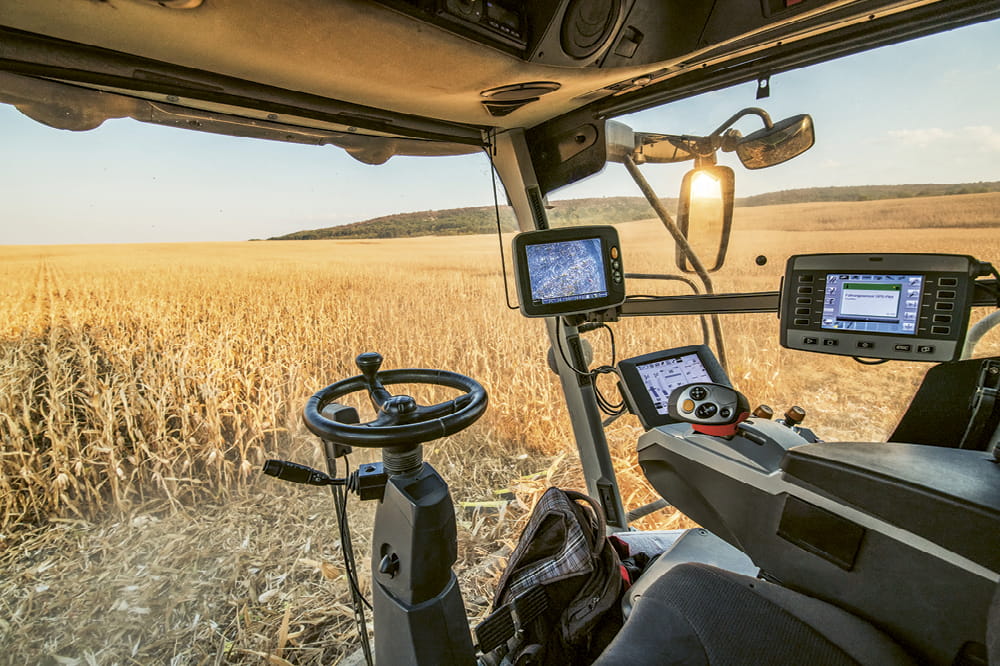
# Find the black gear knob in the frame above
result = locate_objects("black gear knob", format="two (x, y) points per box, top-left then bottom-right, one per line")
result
(356, 352), (383, 385)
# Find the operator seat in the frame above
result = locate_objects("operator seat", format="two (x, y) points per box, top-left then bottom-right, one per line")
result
(594, 562), (916, 665)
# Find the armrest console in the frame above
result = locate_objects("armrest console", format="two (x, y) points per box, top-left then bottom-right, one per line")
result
(781, 442), (1000, 571)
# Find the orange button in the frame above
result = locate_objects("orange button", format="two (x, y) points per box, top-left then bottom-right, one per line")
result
(681, 399), (695, 413)
(610, 246), (619, 259)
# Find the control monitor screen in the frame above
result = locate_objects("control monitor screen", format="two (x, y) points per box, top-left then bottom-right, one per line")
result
(781, 253), (978, 363)
(822, 273), (924, 335)
(513, 226), (626, 317)
(618, 345), (730, 429)
(525, 238), (607, 306)
(636, 352), (713, 416)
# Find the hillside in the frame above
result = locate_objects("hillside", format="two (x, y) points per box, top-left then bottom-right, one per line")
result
(268, 196), (659, 240)
(268, 182), (1000, 240)
(739, 182), (1000, 207)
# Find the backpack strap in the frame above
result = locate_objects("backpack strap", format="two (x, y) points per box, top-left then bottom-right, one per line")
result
(562, 489), (608, 556)
(475, 586), (549, 653)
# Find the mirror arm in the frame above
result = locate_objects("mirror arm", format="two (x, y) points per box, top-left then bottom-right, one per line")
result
(622, 154), (728, 373)
(709, 107), (773, 138)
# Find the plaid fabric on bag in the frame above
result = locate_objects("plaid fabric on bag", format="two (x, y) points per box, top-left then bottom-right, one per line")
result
(501, 489), (596, 599)
(481, 487), (625, 666)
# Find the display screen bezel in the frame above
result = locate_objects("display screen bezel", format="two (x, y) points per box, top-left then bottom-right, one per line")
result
(513, 225), (626, 318)
(779, 253), (977, 363)
(619, 345), (731, 429)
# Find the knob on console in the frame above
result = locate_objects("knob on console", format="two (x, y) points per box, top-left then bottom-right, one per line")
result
(752, 404), (774, 420)
(783, 405), (806, 426)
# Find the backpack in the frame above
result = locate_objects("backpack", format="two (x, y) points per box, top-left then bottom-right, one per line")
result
(475, 487), (627, 666)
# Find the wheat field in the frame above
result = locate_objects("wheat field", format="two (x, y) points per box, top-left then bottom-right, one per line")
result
(0, 193), (998, 663)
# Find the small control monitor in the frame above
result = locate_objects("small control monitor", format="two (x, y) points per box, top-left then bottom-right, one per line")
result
(618, 345), (730, 429)
(780, 254), (977, 362)
(512, 225), (626, 317)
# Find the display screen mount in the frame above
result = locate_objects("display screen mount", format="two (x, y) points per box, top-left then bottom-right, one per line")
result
(618, 345), (731, 430)
(512, 225), (626, 318)
(780, 254), (977, 362)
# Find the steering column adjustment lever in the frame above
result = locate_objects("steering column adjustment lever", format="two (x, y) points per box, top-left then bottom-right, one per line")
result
(263, 459), (344, 486)
(262, 459), (389, 500)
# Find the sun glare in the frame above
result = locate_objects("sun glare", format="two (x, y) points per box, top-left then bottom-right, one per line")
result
(690, 170), (722, 199)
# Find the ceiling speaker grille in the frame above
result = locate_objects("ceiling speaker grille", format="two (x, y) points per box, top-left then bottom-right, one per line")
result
(560, 0), (622, 59)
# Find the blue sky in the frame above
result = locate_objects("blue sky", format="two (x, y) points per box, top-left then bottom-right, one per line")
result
(1, 19), (998, 245)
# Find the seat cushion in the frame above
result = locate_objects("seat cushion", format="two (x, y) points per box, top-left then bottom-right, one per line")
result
(594, 563), (915, 665)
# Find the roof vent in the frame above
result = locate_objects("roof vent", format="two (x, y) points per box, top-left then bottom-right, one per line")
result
(480, 81), (560, 117)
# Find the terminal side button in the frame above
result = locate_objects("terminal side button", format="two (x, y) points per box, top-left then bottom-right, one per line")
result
(894, 344), (912, 352)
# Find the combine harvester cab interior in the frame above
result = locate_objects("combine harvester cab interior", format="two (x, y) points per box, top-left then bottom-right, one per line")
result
(2, 0), (1000, 664)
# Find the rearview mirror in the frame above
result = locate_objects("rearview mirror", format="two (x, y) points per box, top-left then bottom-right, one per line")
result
(676, 165), (734, 273)
(735, 114), (814, 169)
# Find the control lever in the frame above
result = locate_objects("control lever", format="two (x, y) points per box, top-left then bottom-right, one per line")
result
(263, 459), (388, 501)
(667, 383), (751, 437)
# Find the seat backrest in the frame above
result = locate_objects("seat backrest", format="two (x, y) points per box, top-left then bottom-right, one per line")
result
(890, 356), (1000, 451)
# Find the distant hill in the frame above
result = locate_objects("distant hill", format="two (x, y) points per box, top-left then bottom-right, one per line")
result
(268, 182), (1000, 240)
(269, 197), (660, 240)
(738, 182), (1000, 207)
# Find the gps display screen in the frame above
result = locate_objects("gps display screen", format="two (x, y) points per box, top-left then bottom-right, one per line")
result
(821, 273), (924, 335)
(525, 238), (608, 306)
(636, 353), (713, 415)
(618, 344), (729, 429)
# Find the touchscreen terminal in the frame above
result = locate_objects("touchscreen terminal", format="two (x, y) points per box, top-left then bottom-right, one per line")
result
(618, 345), (730, 429)
(513, 226), (626, 317)
(780, 254), (977, 362)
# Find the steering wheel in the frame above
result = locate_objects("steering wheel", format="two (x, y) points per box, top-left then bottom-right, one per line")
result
(303, 352), (488, 448)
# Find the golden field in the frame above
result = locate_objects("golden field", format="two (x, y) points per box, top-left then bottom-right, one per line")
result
(0, 192), (998, 663)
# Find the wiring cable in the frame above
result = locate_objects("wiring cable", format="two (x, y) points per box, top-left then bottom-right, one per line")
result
(485, 138), (520, 310)
(332, 454), (373, 665)
(554, 318), (627, 416)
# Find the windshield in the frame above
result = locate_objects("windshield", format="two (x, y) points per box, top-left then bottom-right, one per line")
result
(0, 18), (998, 665)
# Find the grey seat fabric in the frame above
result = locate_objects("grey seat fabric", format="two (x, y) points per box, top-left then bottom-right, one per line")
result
(593, 563), (915, 666)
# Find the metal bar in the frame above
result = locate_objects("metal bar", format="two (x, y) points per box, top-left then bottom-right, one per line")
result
(621, 291), (782, 317)
(492, 129), (627, 531)
(622, 154), (728, 371)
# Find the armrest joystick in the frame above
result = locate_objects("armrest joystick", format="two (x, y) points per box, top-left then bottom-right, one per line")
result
(668, 383), (751, 437)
